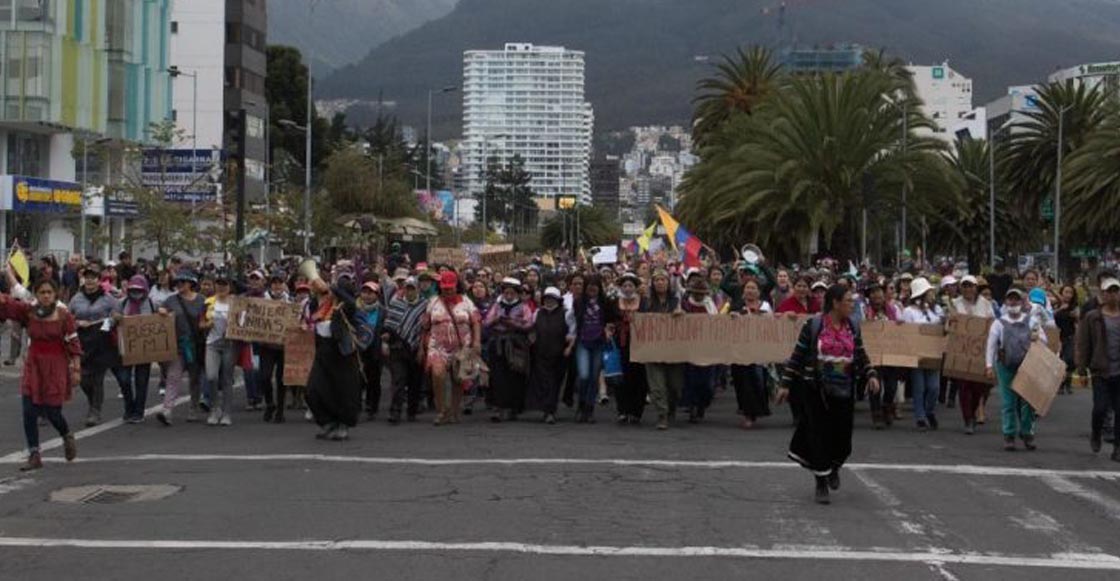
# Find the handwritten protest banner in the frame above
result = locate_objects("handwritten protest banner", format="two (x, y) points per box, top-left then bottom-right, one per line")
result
(428, 247), (468, 266)
(282, 329), (315, 386)
(943, 315), (995, 384)
(859, 320), (946, 368)
(629, 314), (806, 366)
(1012, 342), (1065, 416)
(224, 297), (302, 345)
(117, 314), (177, 366)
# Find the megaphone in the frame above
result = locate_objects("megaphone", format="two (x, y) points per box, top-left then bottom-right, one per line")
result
(298, 259), (322, 284)
(740, 243), (763, 265)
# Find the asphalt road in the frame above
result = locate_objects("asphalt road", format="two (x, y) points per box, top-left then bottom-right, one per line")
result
(0, 354), (1119, 580)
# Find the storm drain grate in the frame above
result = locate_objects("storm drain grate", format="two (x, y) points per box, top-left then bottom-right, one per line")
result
(81, 489), (141, 505)
(50, 484), (183, 504)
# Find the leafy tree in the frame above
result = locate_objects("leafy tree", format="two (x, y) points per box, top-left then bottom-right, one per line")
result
(266, 45), (336, 177)
(474, 154), (536, 234)
(1063, 111), (1120, 243)
(321, 147), (422, 219)
(679, 67), (952, 264)
(691, 46), (781, 147)
(1005, 80), (1111, 221)
(540, 205), (622, 249)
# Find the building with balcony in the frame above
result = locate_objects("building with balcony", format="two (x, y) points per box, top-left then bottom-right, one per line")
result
(462, 43), (594, 202)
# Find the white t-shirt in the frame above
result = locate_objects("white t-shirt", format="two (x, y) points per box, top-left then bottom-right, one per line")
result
(903, 304), (943, 325)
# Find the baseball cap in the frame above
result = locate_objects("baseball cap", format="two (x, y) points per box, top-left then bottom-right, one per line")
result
(960, 275), (978, 286)
(1005, 287), (1025, 299)
(403, 276), (418, 288)
(543, 286), (562, 300)
(439, 271), (459, 290)
(1102, 278), (1120, 292)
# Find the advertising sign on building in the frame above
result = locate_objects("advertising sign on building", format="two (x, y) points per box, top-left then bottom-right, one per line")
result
(0, 176), (82, 214)
(141, 149), (221, 203)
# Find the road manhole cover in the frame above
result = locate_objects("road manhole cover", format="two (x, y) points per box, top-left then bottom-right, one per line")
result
(50, 485), (182, 504)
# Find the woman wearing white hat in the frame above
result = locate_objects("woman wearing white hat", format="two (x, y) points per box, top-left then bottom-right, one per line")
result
(525, 287), (575, 424)
(950, 275), (995, 434)
(902, 277), (944, 431)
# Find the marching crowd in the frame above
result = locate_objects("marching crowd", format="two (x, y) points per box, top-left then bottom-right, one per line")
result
(3, 245), (1119, 504)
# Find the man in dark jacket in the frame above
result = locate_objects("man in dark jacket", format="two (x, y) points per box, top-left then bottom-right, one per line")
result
(1076, 275), (1120, 461)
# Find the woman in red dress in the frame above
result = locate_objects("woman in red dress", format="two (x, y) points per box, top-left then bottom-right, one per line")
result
(0, 276), (81, 471)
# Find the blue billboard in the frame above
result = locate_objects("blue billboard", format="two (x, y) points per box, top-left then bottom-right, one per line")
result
(141, 148), (221, 203)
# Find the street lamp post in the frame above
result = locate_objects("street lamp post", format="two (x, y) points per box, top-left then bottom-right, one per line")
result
(167, 66), (198, 214)
(1055, 104), (1072, 279)
(279, 118), (312, 256)
(426, 86), (457, 196)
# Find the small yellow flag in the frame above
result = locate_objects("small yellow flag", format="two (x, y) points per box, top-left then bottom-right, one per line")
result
(8, 249), (29, 285)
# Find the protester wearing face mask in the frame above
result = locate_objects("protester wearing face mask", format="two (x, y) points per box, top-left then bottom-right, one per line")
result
(111, 275), (158, 423)
(69, 266), (120, 427)
(356, 281), (385, 422)
(0, 274), (81, 471)
(986, 287), (1047, 451)
(256, 271), (291, 423)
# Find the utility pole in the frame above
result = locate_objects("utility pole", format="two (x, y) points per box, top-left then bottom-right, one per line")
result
(900, 101), (908, 268)
(1055, 105), (1070, 279)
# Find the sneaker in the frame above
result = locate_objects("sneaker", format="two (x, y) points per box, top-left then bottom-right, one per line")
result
(63, 434), (77, 462)
(544, 414), (556, 425)
(1091, 432), (1103, 453)
(158, 387), (166, 396)
(1021, 435), (1036, 451)
(814, 477), (830, 505)
(85, 411), (100, 427)
(315, 424), (336, 439)
(928, 414), (939, 431)
(964, 422), (975, 435)
(827, 469), (841, 491)
(207, 410), (220, 426)
(219, 414), (232, 427)
(657, 415), (669, 430)
(330, 426), (349, 441)
(126, 416), (145, 425)
(304, 410), (314, 422)
(156, 410), (172, 426)
(916, 420), (929, 432)
(186, 407), (200, 423)
(616, 414), (628, 425)
(1003, 436), (1016, 451)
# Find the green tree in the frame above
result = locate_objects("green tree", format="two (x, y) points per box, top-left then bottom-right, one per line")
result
(1063, 111), (1120, 243)
(926, 138), (1036, 269)
(321, 147), (422, 219)
(540, 205), (622, 249)
(678, 69), (952, 263)
(691, 46), (782, 148)
(1005, 80), (1111, 221)
(266, 45), (335, 177)
(474, 154), (536, 234)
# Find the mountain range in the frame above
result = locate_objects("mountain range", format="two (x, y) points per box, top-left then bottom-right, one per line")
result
(315, 0), (1120, 136)
(267, 0), (458, 75)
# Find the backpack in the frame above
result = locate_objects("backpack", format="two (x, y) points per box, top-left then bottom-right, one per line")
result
(999, 318), (1032, 370)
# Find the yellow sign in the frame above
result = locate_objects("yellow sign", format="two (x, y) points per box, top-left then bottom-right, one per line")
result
(8, 249), (29, 284)
(557, 196), (577, 210)
(15, 179), (81, 207)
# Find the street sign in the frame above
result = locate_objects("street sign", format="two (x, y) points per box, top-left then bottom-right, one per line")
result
(1041, 195), (1054, 221)
(141, 148), (221, 203)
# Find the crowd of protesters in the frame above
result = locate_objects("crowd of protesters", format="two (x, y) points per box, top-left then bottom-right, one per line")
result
(2, 244), (1117, 504)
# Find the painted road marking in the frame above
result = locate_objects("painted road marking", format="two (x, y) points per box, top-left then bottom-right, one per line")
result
(0, 537), (1117, 570)
(1041, 474), (1120, 522)
(0, 396), (189, 464)
(17, 453), (1120, 480)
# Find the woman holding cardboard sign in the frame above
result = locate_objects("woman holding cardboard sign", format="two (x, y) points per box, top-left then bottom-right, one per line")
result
(0, 276), (81, 471)
(777, 284), (879, 505)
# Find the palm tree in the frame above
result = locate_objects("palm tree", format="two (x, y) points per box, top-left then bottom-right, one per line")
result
(1063, 111), (1120, 243)
(691, 46), (782, 148)
(1004, 80), (1111, 221)
(678, 69), (952, 264)
(926, 138), (1036, 268)
(861, 48), (917, 98)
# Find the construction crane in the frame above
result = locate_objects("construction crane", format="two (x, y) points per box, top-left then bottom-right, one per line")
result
(760, 0), (823, 53)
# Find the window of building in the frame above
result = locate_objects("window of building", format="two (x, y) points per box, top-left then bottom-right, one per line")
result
(246, 114), (264, 139)
(226, 23), (241, 44)
(171, 21), (178, 34)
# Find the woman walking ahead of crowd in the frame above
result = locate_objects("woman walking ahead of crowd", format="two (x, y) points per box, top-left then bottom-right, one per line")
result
(423, 271), (481, 426)
(777, 284), (879, 504)
(0, 275), (81, 471)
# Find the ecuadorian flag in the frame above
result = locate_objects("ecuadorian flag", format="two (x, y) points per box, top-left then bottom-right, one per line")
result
(656, 205), (703, 268)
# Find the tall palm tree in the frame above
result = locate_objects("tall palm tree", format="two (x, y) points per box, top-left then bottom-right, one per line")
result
(1063, 111), (1120, 244)
(926, 138), (1036, 268)
(691, 46), (782, 148)
(1004, 80), (1111, 220)
(862, 47), (917, 98)
(678, 69), (952, 263)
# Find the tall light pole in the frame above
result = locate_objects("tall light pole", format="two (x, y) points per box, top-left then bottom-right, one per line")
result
(167, 66), (198, 213)
(279, 118), (312, 256)
(1054, 104), (1072, 279)
(900, 101), (908, 266)
(426, 86), (457, 195)
(988, 119), (1013, 270)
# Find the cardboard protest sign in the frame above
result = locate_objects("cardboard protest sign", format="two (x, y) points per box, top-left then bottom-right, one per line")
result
(224, 297), (301, 345)
(282, 329), (315, 386)
(117, 314), (177, 366)
(428, 247), (467, 266)
(860, 321), (946, 368)
(629, 314), (806, 366)
(1012, 342), (1065, 417)
(943, 315), (995, 384)
(1045, 326), (1061, 355)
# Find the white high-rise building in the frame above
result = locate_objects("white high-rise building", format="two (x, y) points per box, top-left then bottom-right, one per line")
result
(906, 62), (973, 142)
(463, 43), (594, 202)
(1049, 62), (1120, 96)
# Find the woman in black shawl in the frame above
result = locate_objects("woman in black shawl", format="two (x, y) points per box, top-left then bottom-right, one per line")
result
(306, 279), (363, 440)
(776, 285), (880, 504)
